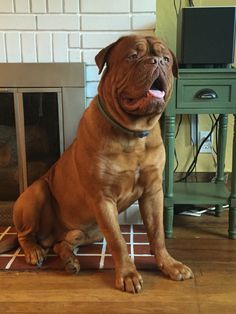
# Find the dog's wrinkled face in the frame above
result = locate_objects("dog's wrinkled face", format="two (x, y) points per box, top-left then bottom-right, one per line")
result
(95, 35), (178, 117)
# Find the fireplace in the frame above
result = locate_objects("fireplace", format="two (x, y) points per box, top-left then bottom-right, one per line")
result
(0, 63), (85, 224)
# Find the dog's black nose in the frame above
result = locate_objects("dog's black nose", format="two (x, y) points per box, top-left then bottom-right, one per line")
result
(149, 57), (158, 64)
(159, 57), (165, 66)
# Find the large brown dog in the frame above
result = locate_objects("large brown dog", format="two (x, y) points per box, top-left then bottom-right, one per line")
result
(0, 35), (193, 293)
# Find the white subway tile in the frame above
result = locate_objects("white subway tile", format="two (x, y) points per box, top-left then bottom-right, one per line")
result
(69, 49), (81, 62)
(132, 13), (156, 30)
(82, 49), (99, 64)
(5, 32), (21, 62)
(132, 0), (156, 12)
(86, 65), (100, 82)
(86, 97), (93, 108)
(81, 14), (130, 31)
(64, 0), (79, 13)
(48, 0), (63, 13)
(0, 14), (36, 30)
(31, 0), (46, 13)
(21, 32), (37, 62)
(82, 31), (133, 49)
(81, 0), (130, 13)
(0, 33), (6, 62)
(37, 14), (79, 30)
(82, 32), (123, 49)
(53, 32), (68, 62)
(0, 0), (14, 12)
(37, 32), (52, 62)
(69, 32), (80, 48)
(15, 0), (30, 13)
(86, 82), (99, 98)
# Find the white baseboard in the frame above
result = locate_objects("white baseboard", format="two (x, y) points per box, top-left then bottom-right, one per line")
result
(118, 202), (142, 224)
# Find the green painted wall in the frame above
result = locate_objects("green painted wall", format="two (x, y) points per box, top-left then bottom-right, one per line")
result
(156, 0), (236, 173)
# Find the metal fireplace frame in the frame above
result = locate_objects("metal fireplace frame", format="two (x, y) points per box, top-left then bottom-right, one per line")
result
(0, 63), (85, 224)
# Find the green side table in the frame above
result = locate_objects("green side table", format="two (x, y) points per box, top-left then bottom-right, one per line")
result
(164, 68), (236, 239)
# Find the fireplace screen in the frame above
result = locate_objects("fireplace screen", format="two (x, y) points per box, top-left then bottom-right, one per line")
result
(0, 89), (63, 202)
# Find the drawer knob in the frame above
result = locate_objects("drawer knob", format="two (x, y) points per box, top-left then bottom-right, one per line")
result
(195, 89), (218, 100)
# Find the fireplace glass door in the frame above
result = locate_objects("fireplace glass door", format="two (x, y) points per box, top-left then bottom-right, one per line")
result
(0, 88), (63, 202)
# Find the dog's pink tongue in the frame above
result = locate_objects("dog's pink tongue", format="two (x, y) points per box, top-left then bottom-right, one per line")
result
(149, 89), (165, 99)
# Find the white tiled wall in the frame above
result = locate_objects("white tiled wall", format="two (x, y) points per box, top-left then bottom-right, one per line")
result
(0, 0), (156, 223)
(0, 0), (157, 102)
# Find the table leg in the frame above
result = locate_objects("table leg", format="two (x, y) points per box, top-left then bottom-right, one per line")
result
(164, 115), (175, 238)
(229, 114), (236, 239)
(215, 114), (228, 216)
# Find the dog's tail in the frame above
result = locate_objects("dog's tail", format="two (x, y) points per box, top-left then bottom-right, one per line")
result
(0, 235), (19, 254)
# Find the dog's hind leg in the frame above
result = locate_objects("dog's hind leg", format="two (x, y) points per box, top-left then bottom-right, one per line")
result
(13, 179), (54, 266)
(53, 227), (102, 274)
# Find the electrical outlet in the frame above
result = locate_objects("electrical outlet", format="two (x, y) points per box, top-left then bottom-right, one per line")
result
(199, 131), (212, 153)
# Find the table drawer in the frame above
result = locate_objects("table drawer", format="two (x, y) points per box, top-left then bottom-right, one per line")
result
(176, 79), (236, 110)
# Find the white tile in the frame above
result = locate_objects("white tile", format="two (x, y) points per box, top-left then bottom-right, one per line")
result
(0, 14), (36, 30)
(132, 13), (156, 30)
(81, 0), (130, 13)
(86, 97), (93, 108)
(132, 0), (156, 12)
(53, 32), (68, 62)
(15, 0), (30, 13)
(86, 82), (99, 98)
(82, 32), (123, 49)
(0, 33), (6, 62)
(64, 0), (79, 13)
(81, 14), (130, 31)
(5, 32), (21, 62)
(0, 0), (14, 12)
(82, 49), (99, 64)
(86, 65), (100, 82)
(126, 203), (142, 224)
(37, 32), (52, 62)
(48, 0), (63, 13)
(69, 49), (81, 62)
(69, 32), (80, 48)
(21, 32), (37, 62)
(37, 14), (79, 30)
(31, 0), (46, 13)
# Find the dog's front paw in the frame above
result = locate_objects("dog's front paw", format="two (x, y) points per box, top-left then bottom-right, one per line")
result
(24, 245), (48, 267)
(156, 253), (193, 281)
(115, 267), (143, 293)
(64, 256), (80, 274)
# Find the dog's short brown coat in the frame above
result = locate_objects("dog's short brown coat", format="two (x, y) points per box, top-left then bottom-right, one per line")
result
(0, 35), (193, 293)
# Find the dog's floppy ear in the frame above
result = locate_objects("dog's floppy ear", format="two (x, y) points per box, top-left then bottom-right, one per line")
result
(95, 38), (123, 74)
(169, 49), (179, 78)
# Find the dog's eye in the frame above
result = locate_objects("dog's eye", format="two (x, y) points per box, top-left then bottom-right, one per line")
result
(128, 53), (138, 60)
(163, 56), (170, 63)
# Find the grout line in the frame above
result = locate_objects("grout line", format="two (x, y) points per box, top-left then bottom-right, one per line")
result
(99, 237), (107, 269)
(5, 247), (21, 270)
(0, 254), (24, 257)
(0, 226), (12, 241)
(122, 232), (146, 235)
(131, 254), (152, 257)
(0, 253), (152, 258)
(130, 224), (135, 262)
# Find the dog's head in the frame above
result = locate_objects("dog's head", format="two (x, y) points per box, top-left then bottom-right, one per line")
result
(95, 35), (178, 118)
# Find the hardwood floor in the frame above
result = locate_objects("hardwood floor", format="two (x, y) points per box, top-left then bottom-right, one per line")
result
(0, 211), (236, 314)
